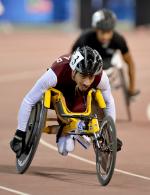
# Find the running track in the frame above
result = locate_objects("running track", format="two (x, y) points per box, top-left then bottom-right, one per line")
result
(0, 28), (150, 195)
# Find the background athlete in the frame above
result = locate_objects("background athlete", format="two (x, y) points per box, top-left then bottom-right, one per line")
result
(71, 9), (139, 97)
(10, 46), (122, 157)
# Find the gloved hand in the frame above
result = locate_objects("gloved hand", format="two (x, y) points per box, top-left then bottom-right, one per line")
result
(117, 138), (123, 152)
(127, 89), (140, 97)
(10, 129), (26, 158)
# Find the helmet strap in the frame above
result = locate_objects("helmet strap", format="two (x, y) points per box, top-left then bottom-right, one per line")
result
(72, 70), (85, 95)
(71, 70), (77, 81)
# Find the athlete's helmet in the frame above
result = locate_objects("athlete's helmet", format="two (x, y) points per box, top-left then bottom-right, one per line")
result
(70, 46), (103, 75)
(92, 9), (117, 31)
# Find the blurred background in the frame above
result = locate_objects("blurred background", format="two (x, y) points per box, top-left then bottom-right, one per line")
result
(0, 0), (150, 30)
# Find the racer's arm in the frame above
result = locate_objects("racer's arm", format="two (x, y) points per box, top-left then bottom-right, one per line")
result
(97, 71), (116, 122)
(17, 69), (57, 131)
(117, 33), (137, 95)
(122, 51), (136, 95)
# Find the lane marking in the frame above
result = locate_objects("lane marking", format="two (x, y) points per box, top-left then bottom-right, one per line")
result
(40, 139), (150, 181)
(0, 71), (38, 194)
(147, 104), (150, 121)
(0, 185), (30, 195)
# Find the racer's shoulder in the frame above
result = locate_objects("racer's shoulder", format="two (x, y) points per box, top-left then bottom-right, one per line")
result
(112, 31), (129, 53)
(52, 54), (71, 66)
(96, 71), (110, 90)
(51, 54), (71, 75)
(112, 31), (126, 43)
(81, 29), (96, 39)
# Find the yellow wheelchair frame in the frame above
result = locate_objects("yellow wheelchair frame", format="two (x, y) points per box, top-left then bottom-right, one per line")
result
(16, 87), (117, 187)
(43, 87), (106, 136)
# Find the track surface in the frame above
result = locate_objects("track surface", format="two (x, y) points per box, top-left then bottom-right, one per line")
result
(0, 28), (150, 195)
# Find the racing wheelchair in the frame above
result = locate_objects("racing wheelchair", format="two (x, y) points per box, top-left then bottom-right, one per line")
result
(16, 87), (117, 186)
(105, 52), (140, 121)
(106, 66), (132, 120)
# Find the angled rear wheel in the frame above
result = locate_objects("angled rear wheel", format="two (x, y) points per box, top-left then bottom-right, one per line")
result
(16, 101), (47, 174)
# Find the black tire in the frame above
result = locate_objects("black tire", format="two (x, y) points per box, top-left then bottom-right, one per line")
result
(118, 68), (132, 121)
(16, 101), (47, 174)
(95, 116), (117, 186)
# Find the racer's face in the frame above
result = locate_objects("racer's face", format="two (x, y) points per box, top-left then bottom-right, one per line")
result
(96, 29), (113, 44)
(73, 72), (95, 92)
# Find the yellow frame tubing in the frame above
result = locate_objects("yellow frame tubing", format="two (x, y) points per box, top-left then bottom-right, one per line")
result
(50, 88), (93, 116)
(44, 90), (51, 108)
(43, 87), (106, 135)
(44, 87), (106, 114)
(95, 89), (106, 109)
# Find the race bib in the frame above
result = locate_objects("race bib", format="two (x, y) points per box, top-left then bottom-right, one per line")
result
(70, 51), (84, 70)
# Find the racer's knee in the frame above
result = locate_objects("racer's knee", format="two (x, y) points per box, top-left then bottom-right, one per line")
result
(57, 136), (75, 156)
(57, 136), (68, 156)
(65, 136), (75, 152)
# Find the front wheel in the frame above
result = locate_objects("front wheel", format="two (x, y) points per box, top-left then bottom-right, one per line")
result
(16, 101), (47, 174)
(95, 116), (117, 186)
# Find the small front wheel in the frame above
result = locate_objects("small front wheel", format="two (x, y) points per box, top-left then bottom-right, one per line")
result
(95, 116), (117, 186)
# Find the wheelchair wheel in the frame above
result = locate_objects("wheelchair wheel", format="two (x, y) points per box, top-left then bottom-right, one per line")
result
(118, 68), (132, 121)
(94, 116), (117, 186)
(16, 101), (47, 174)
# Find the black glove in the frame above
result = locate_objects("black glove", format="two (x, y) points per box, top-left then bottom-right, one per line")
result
(10, 130), (26, 157)
(128, 89), (140, 97)
(117, 138), (123, 152)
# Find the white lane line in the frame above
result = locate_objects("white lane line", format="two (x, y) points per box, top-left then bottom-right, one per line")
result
(0, 70), (42, 83)
(0, 185), (30, 195)
(0, 71), (41, 195)
(147, 104), (150, 121)
(40, 139), (150, 181)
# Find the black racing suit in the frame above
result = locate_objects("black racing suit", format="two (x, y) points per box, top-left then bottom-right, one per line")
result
(71, 29), (129, 70)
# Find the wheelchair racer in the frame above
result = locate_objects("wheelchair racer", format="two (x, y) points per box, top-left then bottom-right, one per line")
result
(71, 9), (139, 96)
(10, 46), (122, 157)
